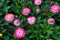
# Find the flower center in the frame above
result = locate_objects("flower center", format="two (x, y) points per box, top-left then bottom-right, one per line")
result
(7, 14), (12, 18)
(49, 20), (54, 23)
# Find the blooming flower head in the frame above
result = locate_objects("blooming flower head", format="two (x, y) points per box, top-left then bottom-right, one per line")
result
(48, 18), (55, 25)
(14, 20), (20, 26)
(14, 28), (25, 39)
(4, 13), (14, 22)
(50, 5), (60, 13)
(36, 8), (40, 13)
(27, 16), (36, 24)
(34, 0), (42, 5)
(22, 7), (31, 15)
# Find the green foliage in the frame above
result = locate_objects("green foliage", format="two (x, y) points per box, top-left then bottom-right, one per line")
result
(0, 0), (60, 40)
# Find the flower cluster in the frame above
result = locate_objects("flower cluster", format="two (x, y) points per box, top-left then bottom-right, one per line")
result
(3, 0), (60, 39)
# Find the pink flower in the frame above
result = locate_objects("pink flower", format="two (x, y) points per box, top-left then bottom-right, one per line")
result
(36, 8), (40, 13)
(22, 7), (31, 15)
(4, 13), (14, 22)
(14, 20), (20, 26)
(27, 16), (36, 24)
(48, 18), (55, 25)
(34, 0), (42, 5)
(50, 5), (60, 13)
(14, 28), (25, 39)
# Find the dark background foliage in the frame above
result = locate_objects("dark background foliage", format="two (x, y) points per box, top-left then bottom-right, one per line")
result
(0, 0), (60, 40)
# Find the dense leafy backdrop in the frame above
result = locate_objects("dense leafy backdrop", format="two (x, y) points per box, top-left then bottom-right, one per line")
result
(0, 0), (60, 40)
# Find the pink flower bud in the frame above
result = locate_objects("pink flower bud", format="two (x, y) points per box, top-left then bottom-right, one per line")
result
(14, 20), (20, 26)
(45, 9), (49, 13)
(22, 7), (31, 15)
(36, 8), (40, 13)
(50, 5), (60, 13)
(50, 1), (54, 5)
(27, 16), (36, 24)
(15, 15), (18, 18)
(34, 0), (42, 5)
(4, 13), (14, 22)
(48, 18), (55, 25)
(14, 28), (25, 39)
